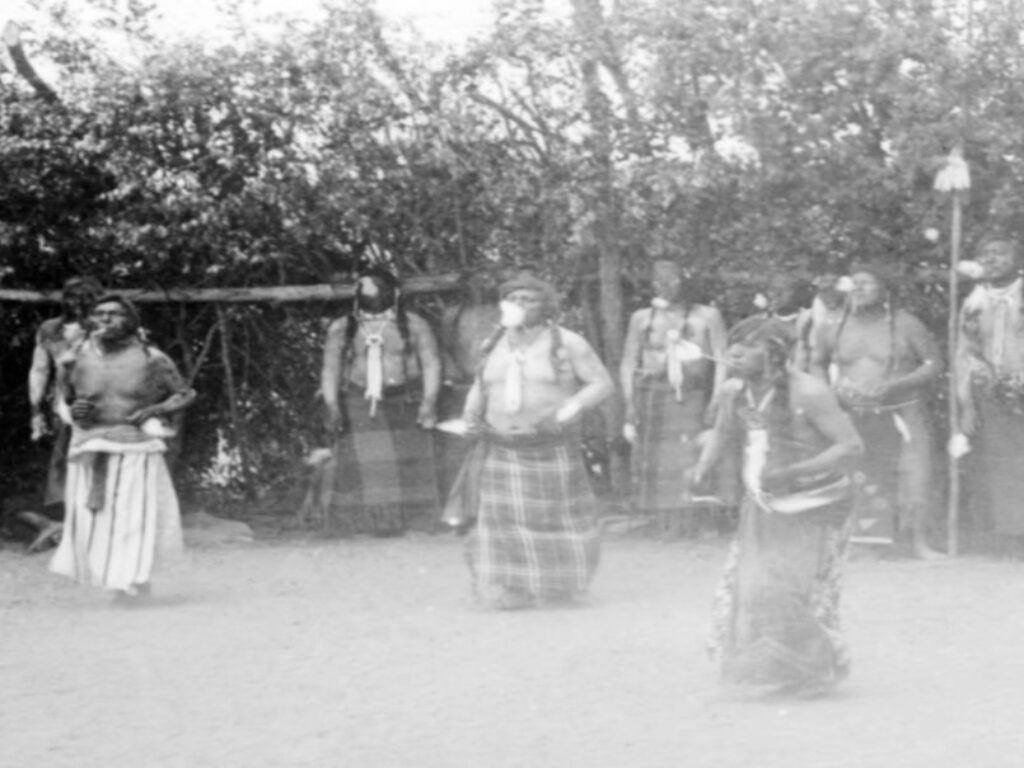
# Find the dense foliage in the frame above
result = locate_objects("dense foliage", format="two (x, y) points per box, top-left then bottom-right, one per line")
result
(2, 0), (1021, 507)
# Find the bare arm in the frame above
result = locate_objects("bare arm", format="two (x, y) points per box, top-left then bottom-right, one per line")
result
(764, 376), (863, 487)
(705, 306), (728, 398)
(127, 351), (197, 425)
(558, 331), (614, 422)
(410, 313), (441, 426)
(791, 311), (813, 372)
(53, 349), (75, 426)
(954, 303), (977, 434)
(28, 341), (52, 413)
(461, 379), (485, 429)
(808, 322), (834, 383)
(883, 313), (943, 398)
(321, 317), (348, 427)
(28, 338), (53, 438)
(619, 310), (645, 424)
(438, 305), (461, 383)
(690, 385), (738, 486)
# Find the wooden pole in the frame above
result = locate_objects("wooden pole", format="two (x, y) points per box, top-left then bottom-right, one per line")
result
(946, 190), (963, 557)
(0, 275), (461, 305)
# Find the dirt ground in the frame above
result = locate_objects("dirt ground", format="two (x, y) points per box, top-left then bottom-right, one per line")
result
(3, 526), (1024, 768)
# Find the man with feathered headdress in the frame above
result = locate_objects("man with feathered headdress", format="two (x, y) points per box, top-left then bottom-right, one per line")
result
(49, 294), (195, 602)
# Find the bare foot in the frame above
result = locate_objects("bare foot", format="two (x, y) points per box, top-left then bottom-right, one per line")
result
(479, 585), (534, 611)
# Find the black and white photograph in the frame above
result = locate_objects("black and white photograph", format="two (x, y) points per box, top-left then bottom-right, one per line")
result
(1, 1), (1022, 766)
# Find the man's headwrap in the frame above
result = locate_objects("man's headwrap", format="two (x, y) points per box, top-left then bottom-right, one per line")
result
(848, 260), (902, 297)
(651, 259), (682, 278)
(974, 234), (1021, 261)
(728, 316), (795, 371)
(63, 276), (103, 299)
(766, 274), (815, 313)
(94, 293), (142, 334)
(62, 276), (104, 321)
(498, 273), (560, 318)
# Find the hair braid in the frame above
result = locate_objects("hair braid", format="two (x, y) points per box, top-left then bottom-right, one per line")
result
(548, 322), (564, 372)
(395, 301), (412, 355)
(475, 326), (507, 382)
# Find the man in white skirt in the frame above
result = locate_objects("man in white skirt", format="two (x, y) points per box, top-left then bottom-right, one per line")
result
(50, 294), (195, 602)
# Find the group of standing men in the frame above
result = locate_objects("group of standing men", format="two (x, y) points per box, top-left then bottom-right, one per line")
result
(22, 237), (1024, 692)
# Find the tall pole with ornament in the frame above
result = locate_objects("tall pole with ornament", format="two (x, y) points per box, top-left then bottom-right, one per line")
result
(934, 144), (970, 556)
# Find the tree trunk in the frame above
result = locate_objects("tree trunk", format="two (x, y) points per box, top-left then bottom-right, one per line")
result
(571, 0), (628, 501)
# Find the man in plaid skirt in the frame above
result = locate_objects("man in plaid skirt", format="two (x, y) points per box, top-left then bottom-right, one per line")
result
(454, 274), (613, 609)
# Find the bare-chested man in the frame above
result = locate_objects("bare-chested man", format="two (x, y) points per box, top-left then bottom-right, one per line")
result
(49, 294), (195, 602)
(454, 274), (613, 609)
(27, 276), (103, 512)
(690, 317), (862, 693)
(810, 264), (943, 558)
(305, 269), (442, 536)
(620, 260), (727, 528)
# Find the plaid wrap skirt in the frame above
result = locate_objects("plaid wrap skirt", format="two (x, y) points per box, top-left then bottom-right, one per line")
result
(466, 433), (601, 599)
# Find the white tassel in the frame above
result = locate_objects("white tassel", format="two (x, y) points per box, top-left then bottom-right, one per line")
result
(893, 413), (912, 444)
(666, 329), (686, 401)
(365, 333), (384, 418)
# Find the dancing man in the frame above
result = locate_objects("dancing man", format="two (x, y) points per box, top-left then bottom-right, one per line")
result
(456, 274), (613, 609)
(691, 317), (863, 693)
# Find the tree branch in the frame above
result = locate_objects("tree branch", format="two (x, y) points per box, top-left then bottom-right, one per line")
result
(3, 22), (59, 104)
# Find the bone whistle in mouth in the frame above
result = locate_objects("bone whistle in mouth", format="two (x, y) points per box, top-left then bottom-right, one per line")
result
(499, 301), (527, 328)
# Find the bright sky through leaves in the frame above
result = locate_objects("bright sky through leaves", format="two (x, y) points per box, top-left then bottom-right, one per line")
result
(6, 0), (495, 44)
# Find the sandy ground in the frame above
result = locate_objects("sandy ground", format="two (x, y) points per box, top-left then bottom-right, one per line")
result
(3, 529), (1024, 768)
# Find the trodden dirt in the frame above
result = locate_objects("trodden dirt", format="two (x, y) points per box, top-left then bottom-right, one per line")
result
(2, 530), (1023, 768)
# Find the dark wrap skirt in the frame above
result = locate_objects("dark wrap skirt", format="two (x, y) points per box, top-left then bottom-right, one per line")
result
(302, 385), (440, 535)
(709, 490), (853, 691)
(631, 376), (707, 512)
